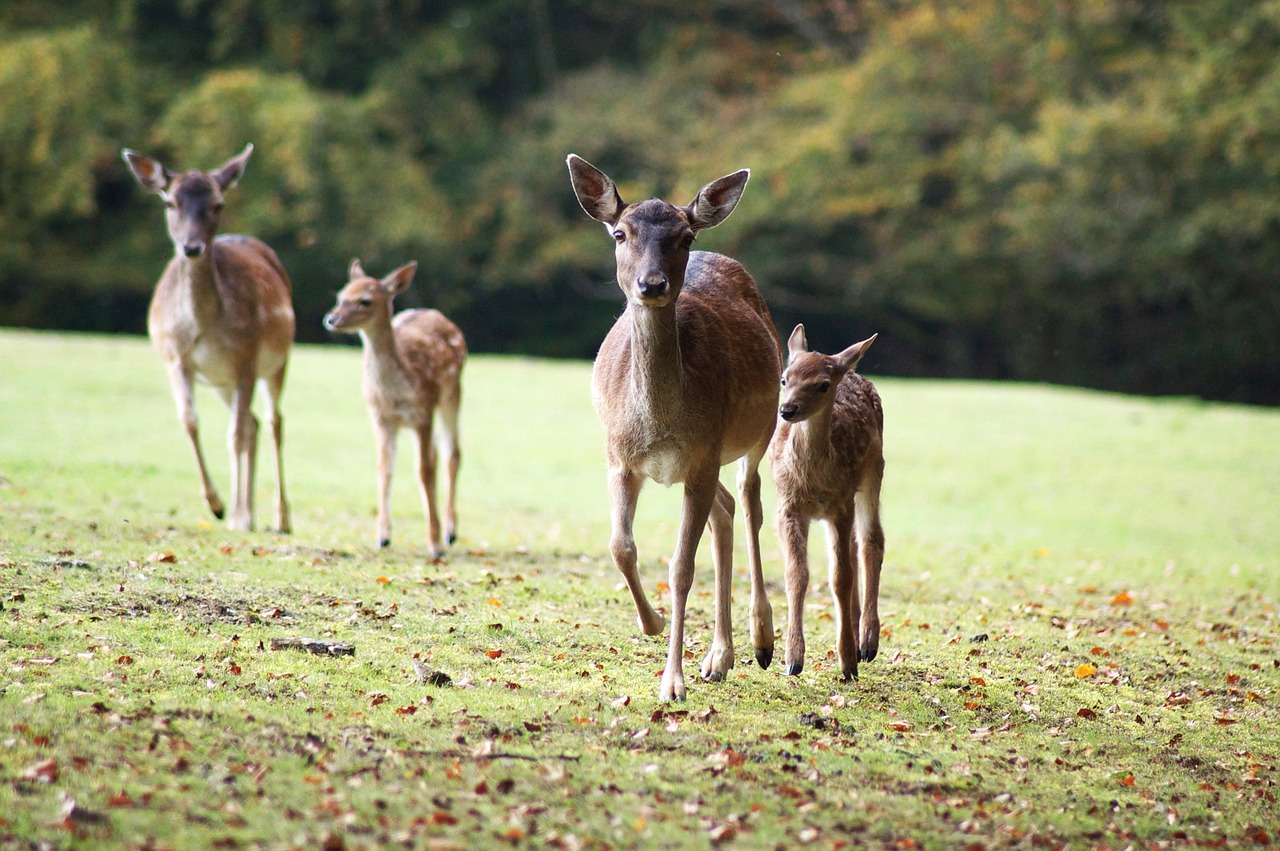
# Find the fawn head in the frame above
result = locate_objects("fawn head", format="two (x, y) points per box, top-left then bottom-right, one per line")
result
(323, 259), (418, 333)
(123, 145), (254, 260)
(779, 324), (877, 423)
(566, 154), (749, 308)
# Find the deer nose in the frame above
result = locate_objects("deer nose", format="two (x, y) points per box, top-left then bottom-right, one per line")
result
(779, 403), (800, 421)
(182, 241), (204, 258)
(636, 274), (668, 299)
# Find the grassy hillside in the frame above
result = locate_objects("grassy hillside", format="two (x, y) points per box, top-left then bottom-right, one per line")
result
(1, 329), (1277, 849)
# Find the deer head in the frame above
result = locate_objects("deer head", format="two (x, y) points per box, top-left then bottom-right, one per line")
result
(779, 324), (877, 423)
(323, 259), (418, 333)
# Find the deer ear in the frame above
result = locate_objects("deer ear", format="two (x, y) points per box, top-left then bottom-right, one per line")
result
(348, 258), (367, 280)
(567, 154), (626, 227)
(212, 144), (254, 192)
(835, 334), (877, 373)
(382, 261), (418, 296)
(122, 149), (171, 194)
(687, 169), (749, 231)
(787, 324), (809, 360)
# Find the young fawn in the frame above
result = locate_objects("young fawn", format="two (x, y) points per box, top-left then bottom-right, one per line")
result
(567, 154), (781, 702)
(323, 260), (466, 556)
(122, 144), (294, 533)
(769, 324), (885, 681)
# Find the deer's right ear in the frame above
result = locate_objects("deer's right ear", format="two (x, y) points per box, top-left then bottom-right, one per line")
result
(348, 258), (366, 280)
(787, 324), (809, 360)
(122, 149), (170, 195)
(567, 154), (626, 227)
(382, 261), (418, 296)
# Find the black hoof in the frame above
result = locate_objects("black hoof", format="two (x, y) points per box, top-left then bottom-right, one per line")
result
(446, 532), (457, 545)
(213, 508), (225, 520)
(784, 662), (803, 676)
(859, 646), (878, 662)
(841, 667), (858, 682)
(378, 538), (390, 548)
(755, 646), (774, 670)
(703, 671), (725, 683)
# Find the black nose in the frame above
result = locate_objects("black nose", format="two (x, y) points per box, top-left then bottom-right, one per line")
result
(637, 276), (668, 299)
(780, 404), (799, 421)
(323, 313), (337, 331)
(183, 242), (204, 258)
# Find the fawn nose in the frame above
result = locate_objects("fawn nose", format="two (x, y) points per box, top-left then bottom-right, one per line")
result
(322, 312), (338, 331)
(636, 274), (668, 300)
(182, 241), (205, 258)
(779, 403), (800, 421)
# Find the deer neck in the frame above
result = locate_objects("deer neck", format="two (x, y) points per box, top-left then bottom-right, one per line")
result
(174, 252), (224, 321)
(791, 403), (836, 462)
(358, 318), (407, 383)
(626, 302), (684, 415)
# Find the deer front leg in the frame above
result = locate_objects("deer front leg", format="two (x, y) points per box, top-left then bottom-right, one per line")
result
(221, 378), (258, 532)
(373, 419), (398, 548)
(826, 513), (860, 681)
(607, 464), (664, 636)
(660, 467), (717, 702)
(415, 420), (445, 558)
(262, 367), (291, 534)
(855, 482), (885, 662)
(436, 390), (462, 546)
(165, 360), (224, 520)
(700, 481), (736, 683)
(779, 510), (810, 676)
(738, 452), (775, 669)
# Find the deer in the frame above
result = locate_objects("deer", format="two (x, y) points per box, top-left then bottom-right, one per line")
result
(323, 259), (466, 556)
(122, 144), (294, 533)
(768, 324), (885, 682)
(566, 154), (782, 702)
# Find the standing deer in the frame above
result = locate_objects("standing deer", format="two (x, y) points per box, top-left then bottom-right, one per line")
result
(122, 144), (294, 533)
(323, 260), (466, 556)
(567, 154), (781, 702)
(769, 325), (885, 681)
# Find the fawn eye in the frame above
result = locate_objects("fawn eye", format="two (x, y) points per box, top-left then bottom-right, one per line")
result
(358, 298), (372, 307)
(817, 381), (831, 393)
(612, 229), (625, 243)
(779, 376), (787, 387)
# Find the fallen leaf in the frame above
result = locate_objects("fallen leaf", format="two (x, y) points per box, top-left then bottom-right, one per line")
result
(22, 758), (58, 784)
(1110, 591), (1134, 606)
(486, 649), (503, 659)
(1077, 707), (1098, 720)
(1074, 663), (1097, 678)
(375, 576), (391, 584)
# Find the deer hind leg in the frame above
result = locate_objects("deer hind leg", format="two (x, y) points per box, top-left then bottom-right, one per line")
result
(855, 463), (885, 662)
(608, 464), (664, 636)
(414, 419), (445, 558)
(826, 511), (859, 681)
(435, 388), (462, 546)
(217, 379), (258, 532)
(738, 451), (775, 669)
(261, 366), (290, 534)
(373, 419), (398, 548)
(778, 509), (810, 676)
(166, 360), (224, 520)
(660, 467), (718, 702)
(700, 480), (736, 683)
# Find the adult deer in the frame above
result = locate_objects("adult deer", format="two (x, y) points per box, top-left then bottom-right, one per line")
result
(769, 325), (885, 681)
(122, 144), (294, 533)
(323, 259), (466, 556)
(567, 154), (781, 702)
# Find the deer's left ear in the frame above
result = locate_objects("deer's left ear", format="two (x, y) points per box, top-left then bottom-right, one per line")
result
(348, 258), (367, 280)
(213, 144), (254, 192)
(122, 149), (172, 195)
(687, 169), (749, 231)
(381, 261), (418, 296)
(835, 333), (877, 373)
(787, 324), (809, 361)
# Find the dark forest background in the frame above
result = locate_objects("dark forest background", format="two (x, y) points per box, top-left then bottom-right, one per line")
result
(2, 0), (1278, 403)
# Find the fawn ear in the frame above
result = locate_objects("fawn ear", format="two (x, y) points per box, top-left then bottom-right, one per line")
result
(567, 154), (627, 227)
(212, 144), (254, 192)
(787, 324), (809, 361)
(687, 169), (749, 232)
(381, 261), (418, 296)
(122, 149), (171, 195)
(835, 334), (877, 373)
(348, 258), (367, 280)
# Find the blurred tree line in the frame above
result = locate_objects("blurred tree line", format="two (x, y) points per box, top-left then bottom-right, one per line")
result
(1, 0), (1277, 403)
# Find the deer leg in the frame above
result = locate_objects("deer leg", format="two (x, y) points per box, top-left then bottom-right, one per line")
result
(165, 360), (224, 520)
(856, 469), (885, 662)
(261, 367), (290, 534)
(608, 464), (664, 636)
(700, 481), (736, 683)
(660, 467), (717, 702)
(415, 419), (445, 558)
(435, 389), (462, 546)
(778, 510), (810, 676)
(825, 513), (859, 681)
(373, 419), (397, 548)
(219, 379), (257, 532)
(738, 451), (775, 669)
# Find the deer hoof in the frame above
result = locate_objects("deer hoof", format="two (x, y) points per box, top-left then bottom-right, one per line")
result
(784, 662), (804, 676)
(841, 667), (859, 683)
(703, 670), (725, 683)
(378, 538), (391, 548)
(754, 645), (774, 670)
(446, 531), (457, 545)
(859, 646), (878, 662)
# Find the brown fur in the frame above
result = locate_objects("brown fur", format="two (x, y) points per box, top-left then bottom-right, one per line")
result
(569, 154), (781, 702)
(123, 145), (294, 532)
(769, 325), (885, 681)
(323, 260), (466, 555)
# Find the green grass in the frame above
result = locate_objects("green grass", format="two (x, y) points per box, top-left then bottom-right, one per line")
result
(1, 327), (1278, 850)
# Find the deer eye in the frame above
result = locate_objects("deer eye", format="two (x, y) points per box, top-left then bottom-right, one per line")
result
(213, 203), (225, 213)
(779, 376), (787, 387)
(681, 233), (695, 249)
(358, 298), (373, 307)
(164, 200), (176, 210)
(612, 229), (625, 243)
(817, 381), (831, 393)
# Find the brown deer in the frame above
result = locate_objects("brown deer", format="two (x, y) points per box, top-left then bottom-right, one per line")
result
(567, 154), (781, 702)
(769, 324), (885, 682)
(122, 144), (294, 532)
(323, 260), (466, 556)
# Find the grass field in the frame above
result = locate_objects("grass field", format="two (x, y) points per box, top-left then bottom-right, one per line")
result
(2, 328), (1278, 849)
